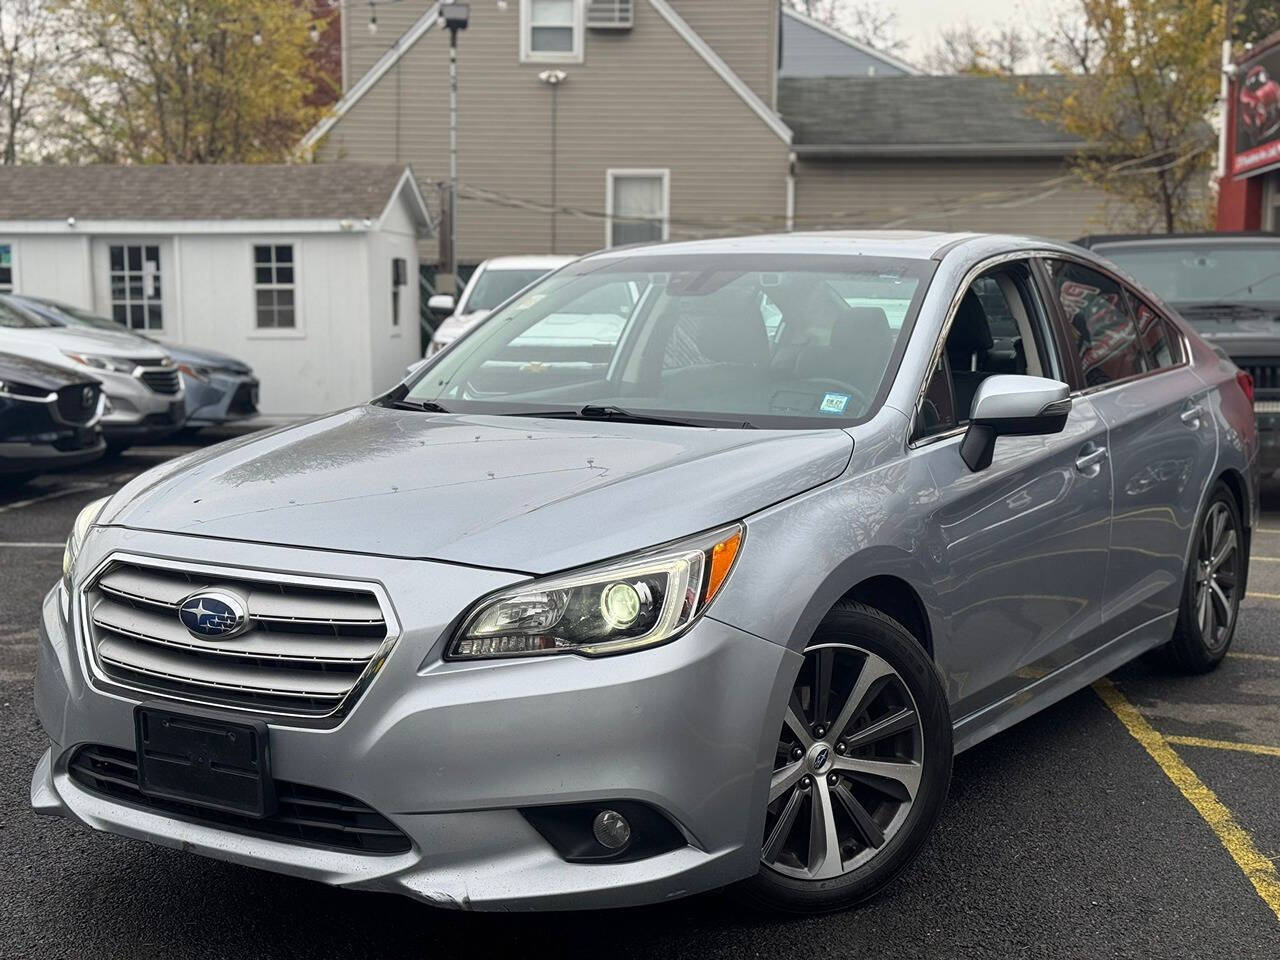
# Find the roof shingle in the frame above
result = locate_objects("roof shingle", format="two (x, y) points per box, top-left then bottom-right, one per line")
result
(779, 75), (1082, 154)
(0, 164), (415, 221)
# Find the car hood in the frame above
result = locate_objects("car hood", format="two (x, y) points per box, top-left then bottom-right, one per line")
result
(165, 342), (252, 373)
(103, 405), (854, 573)
(0, 350), (96, 390)
(0, 325), (169, 360)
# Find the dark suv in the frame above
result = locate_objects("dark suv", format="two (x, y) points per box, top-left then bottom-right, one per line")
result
(1076, 232), (1280, 477)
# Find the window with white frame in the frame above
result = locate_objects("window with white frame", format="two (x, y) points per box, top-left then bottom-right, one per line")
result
(520, 0), (583, 62)
(0, 244), (12, 292)
(607, 170), (669, 248)
(254, 244), (296, 329)
(109, 244), (163, 330)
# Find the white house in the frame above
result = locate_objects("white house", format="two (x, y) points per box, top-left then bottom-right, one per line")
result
(0, 164), (432, 415)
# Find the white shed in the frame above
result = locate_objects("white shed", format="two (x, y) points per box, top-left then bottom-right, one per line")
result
(0, 164), (432, 415)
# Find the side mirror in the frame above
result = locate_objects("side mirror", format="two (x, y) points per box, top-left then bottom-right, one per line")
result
(960, 374), (1072, 472)
(427, 294), (455, 314)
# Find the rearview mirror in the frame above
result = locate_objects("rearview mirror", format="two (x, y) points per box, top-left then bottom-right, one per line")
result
(960, 374), (1071, 472)
(427, 294), (456, 314)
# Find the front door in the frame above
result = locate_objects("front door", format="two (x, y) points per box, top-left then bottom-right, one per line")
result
(92, 240), (166, 333)
(912, 261), (1114, 720)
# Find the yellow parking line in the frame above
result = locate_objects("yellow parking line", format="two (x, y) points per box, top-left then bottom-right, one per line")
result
(1165, 735), (1280, 759)
(1230, 652), (1280, 663)
(1252, 556), (1280, 562)
(1093, 679), (1280, 923)
(1246, 591), (1280, 601)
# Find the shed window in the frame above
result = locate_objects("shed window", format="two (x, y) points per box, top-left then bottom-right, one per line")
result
(521, 0), (583, 61)
(254, 244), (295, 329)
(607, 170), (668, 248)
(0, 244), (11, 292)
(109, 244), (163, 330)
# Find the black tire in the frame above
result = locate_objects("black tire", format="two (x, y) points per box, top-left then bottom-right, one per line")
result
(740, 601), (952, 914)
(1166, 482), (1245, 673)
(102, 442), (129, 459)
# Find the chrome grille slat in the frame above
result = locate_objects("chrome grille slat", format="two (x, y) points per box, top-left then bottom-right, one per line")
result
(98, 635), (354, 699)
(91, 600), (381, 662)
(83, 559), (393, 719)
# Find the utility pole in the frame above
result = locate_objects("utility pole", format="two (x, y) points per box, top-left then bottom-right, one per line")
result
(440, 5), (469, 294)
(538, 69), (567, 254)
(1217, 0), (1233, 181)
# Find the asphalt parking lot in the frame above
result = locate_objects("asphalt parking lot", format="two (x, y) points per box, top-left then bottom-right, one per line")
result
(1, 433), (1278, 959)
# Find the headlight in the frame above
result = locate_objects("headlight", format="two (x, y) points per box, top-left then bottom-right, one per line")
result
(448, 524), (743, 660)
(63, 496), (110, 585)
(178, 363), (212, 382)
(64, 352), (136, 374)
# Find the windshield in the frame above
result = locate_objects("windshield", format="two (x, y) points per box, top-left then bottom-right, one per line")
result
(402, 253), (934, 428)
(463, 268), (556, 313)
(0, 297), (57, 329)
(18, 297), (123, 332)
(1095, 243), (1280, 307)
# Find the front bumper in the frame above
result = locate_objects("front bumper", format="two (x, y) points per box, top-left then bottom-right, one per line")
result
(182, 373), (259, 426)
(91, 368), (186, 441)
(1, 435), (105, 474)
(31, 528), (795, 910)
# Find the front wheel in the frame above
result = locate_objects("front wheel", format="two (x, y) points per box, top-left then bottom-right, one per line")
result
(1166, 483), (1244, 673)
(741, 601), (952, 914)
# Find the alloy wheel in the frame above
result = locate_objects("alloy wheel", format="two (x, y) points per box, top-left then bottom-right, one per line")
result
(762, 643), (924, 880)
(1194, 501), (1241, 652)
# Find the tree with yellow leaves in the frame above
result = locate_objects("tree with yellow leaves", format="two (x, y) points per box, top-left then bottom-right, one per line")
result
(1024, 0), (1222, 233)
(50, 0), (335, 163)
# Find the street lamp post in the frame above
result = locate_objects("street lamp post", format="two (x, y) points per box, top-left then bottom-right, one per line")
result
(538, 69), (567, 253)
(440, 4), (469, 294)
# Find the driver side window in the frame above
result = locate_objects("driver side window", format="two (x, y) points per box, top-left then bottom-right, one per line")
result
(916, 264), (1056, 440)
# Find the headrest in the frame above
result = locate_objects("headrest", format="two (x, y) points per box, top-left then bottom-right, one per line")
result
(691, 290), (770, 365)
(947, 290), (994, 355)
(831, 306), (891, 352)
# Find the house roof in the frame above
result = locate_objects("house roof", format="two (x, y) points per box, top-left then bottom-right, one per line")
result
(300, 0), (791, 153)
(0, 164), (429, 226)
(779, 75), (1084, 157)
(779, 7), (921, 77)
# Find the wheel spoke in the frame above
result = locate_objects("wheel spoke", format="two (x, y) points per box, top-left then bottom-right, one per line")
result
(829, 652), (895, 741)
(808, 779), (844, 879)
(1210, 529), (1236, 573)
(841, 707), (917, 750)
(762, 787), (804, 863)
(1211, 505), (1226, 551)
(1210, 580), (1232, 632)
(783, 706), (814, 749)
(833, 755), (923, 801)
(770, 760), (804, 803)
(1197, 582), (1211, 637)
(833, 781), (886, 849)
(813, 649), (834, 726)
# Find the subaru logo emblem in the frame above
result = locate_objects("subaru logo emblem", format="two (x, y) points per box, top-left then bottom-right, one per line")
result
(814, 747), (830, 770)
(178, 590), (249, 640)
(81, 385), (95, 407)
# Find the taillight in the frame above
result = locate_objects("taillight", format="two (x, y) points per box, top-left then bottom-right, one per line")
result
(1237, 369), (1255, 405)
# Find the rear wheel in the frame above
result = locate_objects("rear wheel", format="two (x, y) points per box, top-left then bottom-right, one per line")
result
(741, 601), (951, 913)
(1166, 483), (1244, 673)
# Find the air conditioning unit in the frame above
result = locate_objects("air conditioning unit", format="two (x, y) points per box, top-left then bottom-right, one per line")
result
(586, 0), (633, 29)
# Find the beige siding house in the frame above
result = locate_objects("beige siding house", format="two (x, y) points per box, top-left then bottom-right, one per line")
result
(310, 0), (792, 264)
(306, 1), (1132, 272)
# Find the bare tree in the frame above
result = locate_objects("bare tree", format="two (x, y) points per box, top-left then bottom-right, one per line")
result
(923, 22), (1036, 75)
(0, 0), (65, 163)
(784, 0), (908, 56)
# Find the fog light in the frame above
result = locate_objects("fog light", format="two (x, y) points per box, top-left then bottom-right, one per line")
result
(592, 809), (631, 850)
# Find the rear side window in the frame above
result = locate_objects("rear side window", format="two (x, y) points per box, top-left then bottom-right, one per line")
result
(1127, 293), (1184, 369)
(1045, 259), (1146, 388)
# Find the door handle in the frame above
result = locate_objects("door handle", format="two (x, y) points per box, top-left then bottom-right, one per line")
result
(1180, 404), (1205, 425)
(1075, 445), (1108, 473)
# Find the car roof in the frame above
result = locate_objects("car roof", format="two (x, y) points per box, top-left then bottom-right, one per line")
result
(477, 255), (578, 270)
(1076, 231), (1280, 248)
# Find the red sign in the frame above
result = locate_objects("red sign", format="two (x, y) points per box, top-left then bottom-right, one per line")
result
(1233, 43), (1280, 177)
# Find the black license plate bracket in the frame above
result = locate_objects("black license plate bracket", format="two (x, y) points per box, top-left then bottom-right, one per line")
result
(135, 704), (274, 818)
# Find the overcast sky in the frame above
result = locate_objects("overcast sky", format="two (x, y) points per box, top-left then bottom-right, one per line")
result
(885, 0), (1066, 67)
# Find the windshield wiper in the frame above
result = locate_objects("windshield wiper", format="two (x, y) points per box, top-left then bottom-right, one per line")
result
(386, 398), (452, 413)
(1179, 302), (1273, 316)
(507, 404), (755, 428)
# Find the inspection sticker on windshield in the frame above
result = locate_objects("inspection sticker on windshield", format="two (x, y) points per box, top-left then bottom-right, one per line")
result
(819, 393), (850, 415)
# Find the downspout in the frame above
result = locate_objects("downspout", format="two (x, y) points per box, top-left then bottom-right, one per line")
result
(786, 151), (796, 232)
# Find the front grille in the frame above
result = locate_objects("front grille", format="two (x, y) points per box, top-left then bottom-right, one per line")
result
(139, 368), (181, 394)
(69, 744), (411, 854)
(55, 383), (99, 425)
(227, 381), (258, 415)
(1238, 358), (1280, 393)
(82, 560), (393, 720)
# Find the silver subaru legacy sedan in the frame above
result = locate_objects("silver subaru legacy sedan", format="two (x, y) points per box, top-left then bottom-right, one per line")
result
(33, 232), (1257, 914)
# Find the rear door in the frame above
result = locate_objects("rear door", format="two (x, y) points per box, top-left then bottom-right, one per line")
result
(1038, 256), (1216, 640)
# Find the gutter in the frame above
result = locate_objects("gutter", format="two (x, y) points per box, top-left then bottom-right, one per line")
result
(792, 142), (1084, 159)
